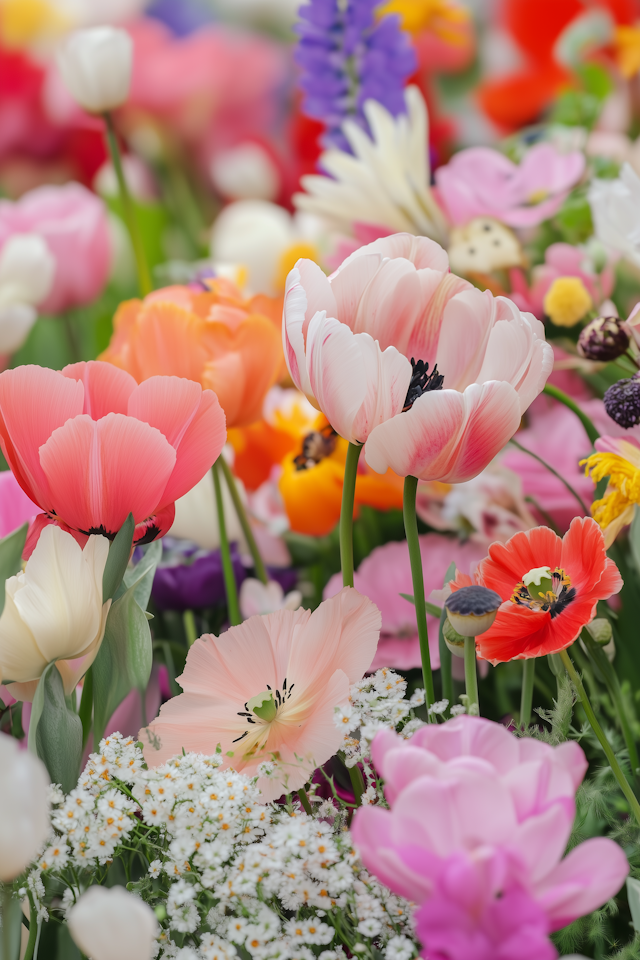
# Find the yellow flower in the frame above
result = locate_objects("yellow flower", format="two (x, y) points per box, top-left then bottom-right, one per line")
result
(0, 0), (68, 48)
(543, 277), (592, 328)
(380, 0), (469, 41)
(614, 24), (640, 80)
(582, 440), (640, 546)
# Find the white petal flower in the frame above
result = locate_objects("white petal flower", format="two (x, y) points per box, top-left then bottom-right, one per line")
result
(0, 234), (56, 353)
(239, 578), (302, 619)
(68, 886), (158, 960)
(57, 27), (133, 114)
(589, 163), (640, 267)
(0, 732), (50, 881)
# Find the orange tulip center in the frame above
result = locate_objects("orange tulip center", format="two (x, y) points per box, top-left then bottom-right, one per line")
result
(511, 567), (574, 617)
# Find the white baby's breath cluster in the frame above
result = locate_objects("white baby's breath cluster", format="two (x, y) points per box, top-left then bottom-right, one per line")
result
(26, 732), (419, 960)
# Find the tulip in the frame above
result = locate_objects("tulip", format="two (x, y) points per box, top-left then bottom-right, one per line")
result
(68, 886), (158, 960)
(56, 26), (133, 114)
(0, 525), (111, 702)
(0, 731), (50, 881)
(0, 234), (55, 354)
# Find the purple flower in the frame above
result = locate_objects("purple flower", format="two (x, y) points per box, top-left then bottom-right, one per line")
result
(151, 540), (247, 612)
(294, 0), (416, 151)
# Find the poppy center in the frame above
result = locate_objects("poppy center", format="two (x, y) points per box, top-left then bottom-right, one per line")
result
(512, 566), (575, 618)
(403, 358), (444, 411)
(233, 679), (295, 742)
(294, 426), (337, 470)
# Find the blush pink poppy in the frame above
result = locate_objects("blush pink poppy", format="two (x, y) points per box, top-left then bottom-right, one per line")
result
(434, 143), (585, 228)
(142, 587), (381, 801)
(0, 361), (226, 554)
(0, 183), (111, 314)
(509, 243), (615, 320)
(284, 233), (552, 483)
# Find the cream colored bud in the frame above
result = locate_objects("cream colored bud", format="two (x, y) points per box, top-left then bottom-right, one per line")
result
(0, 732), (50, 881)
(0, 235), (56, 353)
(57, 27), (133, 114)
(68, 886), (158, 960)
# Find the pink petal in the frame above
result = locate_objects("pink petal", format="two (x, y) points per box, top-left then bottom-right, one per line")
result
(283, 261), (337, 400)
(336, 233), (449, 272)
(0, 470), (38, 538)
(329, 253), (383, 329)
(62, 361), (137, 418)
(38, 412), (176, 535)
(352, 806), (435, 902)
(435, 288), (496, 391)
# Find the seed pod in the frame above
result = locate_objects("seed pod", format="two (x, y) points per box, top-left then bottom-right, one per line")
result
(578, 316), (630, 362)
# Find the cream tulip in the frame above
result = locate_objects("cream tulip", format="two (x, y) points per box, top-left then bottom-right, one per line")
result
(0, 526), (111, 702)
(0, 731), (50, 882)
(56, 27), (133, 114)
(68, 886), (158, 960)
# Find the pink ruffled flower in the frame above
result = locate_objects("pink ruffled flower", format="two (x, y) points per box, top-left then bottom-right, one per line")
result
(435, 144), (585, 228)
(0, 470), (37, 539)
(323, 535), (485, 671)
(284, 234), (552, 483)
(0, 183), (111, 314)
(509, 243), (615, 320)
(352, 717), (628, 960)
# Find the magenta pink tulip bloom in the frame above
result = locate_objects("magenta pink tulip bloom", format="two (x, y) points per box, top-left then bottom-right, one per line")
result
(435, 144), (585, 229)
(283, 234), (552, 482)
(352, 717), (628, 959)
(0, 183), (110, 315)
(0, 361), (226, 554)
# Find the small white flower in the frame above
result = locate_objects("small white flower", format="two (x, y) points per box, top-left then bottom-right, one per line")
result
(149, 860), (162, 878)
(450, 704), (467, 717)
(357, 918), (382, 938)
(427, 699), (448, 716)
(385, 937), (415, 960)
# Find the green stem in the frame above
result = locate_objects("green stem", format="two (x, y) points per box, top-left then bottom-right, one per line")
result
(560, 648), (640, 825)
(581, 629), (640, 779)
(78, 667), (93, 750)
(438, 607), (453, 715)
(512, 439), (589, 515)
(219, 456), (268, 585)
(2, 885), (17, 960)
(103, 112), (152, 297)
(212, 459), (241, 626)
(464, 636), (479, 714)
(348, 764), (365, 806)
(520, 658), (535, 727)
(297, 787), (313, 816)
(182, 609), (198, 648)
(403, 475), (436, 712)
(22, 894), (37, 960)
(62, 314), (81, 363)
(340, 443), (361, 588)
(543, 384), (600, 445)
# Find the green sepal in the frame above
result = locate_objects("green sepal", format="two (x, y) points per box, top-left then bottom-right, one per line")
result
(102, 513), (135, 603)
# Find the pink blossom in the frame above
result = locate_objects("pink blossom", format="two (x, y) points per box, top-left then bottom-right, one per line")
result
(324, 535), (485, 671)
(352, 717), (628, 959)
(0, 470), (37, 539)
(509, 243), (615, 320)
(0, 183), (111, 314)
(434, 144), (585, 228)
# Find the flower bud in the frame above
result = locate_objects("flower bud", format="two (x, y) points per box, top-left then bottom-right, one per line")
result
(445, 585), (502, 637)
(68, 886), (159, 960)
(0, 731), (50, 881)
(586, 618), (613, 646)
(443, 617), (465, 658)
(577, 316), (630, 362)
(57, 27), (133, 114)
(604, 375), (640, 428)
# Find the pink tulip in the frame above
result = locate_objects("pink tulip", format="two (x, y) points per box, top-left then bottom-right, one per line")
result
(323, 534), (486, 671)
(0, 361), (226, 555)
(142, 587), (381, 801)
(0, 183), (111, 315)
(352, 717), (628, 958)
(509, 243), (615, 320)
(0, 470), (38, 539)
(284, 234), (552, 482)
(434, 144), (585, 228)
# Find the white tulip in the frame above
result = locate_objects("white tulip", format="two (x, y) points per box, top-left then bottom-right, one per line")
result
(0, 526), (111, 702)
(0, 731), (50, 881)
(210, 143), (281, 202)
(57, 26), (133, 114)
(68, 886), (158, 960)
(239, 577), (302, 619)
(170, 468), (248, 552)
(0, 234), (56, 353)
(589, 163), (640, 268)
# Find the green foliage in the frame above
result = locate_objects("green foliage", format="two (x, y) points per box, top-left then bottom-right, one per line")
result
(533, 673), (577, 744)
(29, 662), (83, 793)
(102, 514), (135, 603)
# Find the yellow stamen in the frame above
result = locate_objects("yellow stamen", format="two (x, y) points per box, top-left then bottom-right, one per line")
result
(275, 243), (319, 293)
(543, 277), (592, 328)
(379, 0), (469, 40)
(582, 451), (640, 529)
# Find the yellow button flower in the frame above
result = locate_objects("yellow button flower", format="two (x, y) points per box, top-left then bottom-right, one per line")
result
(543, 277), (593, 328)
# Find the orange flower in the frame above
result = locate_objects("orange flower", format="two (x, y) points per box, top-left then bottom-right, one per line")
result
(100, 279), (284, 428)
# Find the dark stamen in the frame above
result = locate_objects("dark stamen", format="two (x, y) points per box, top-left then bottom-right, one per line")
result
(403, 359), (444, 412)
(294, 426), (338, 471)
(232, 731), (249, 743)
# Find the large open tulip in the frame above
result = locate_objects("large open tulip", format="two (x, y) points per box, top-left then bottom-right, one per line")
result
(283, 234), (553, 482)
(0, 525), (110, 702)
(0, 361), (226, 554)
(0, 731), (50, 881)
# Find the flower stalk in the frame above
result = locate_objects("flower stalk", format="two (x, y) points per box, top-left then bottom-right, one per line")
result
(464, 637), (479, 714)
(542, 383), (600, 445)
(340, 442), (361, 588)
(403, 474), (435, 712)
(212, 458), (241, 626)
(219, 455), (268, 585)
(520, 658), (535, 727)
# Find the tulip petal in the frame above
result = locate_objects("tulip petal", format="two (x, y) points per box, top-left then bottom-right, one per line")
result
(283, 261), (338, 400)
(0, 582), (48, 684)
(329, 253), (382, 329)
(39, 413), (176, 535)
(62, 361), (137, 418)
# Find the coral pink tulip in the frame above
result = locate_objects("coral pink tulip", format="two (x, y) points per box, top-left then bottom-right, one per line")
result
(0, 183), (111, 315)
(142, 587), (381, 801)
(284, 234), (552, 482)
(0, 361), (226, 554)
(352, 717), (628, 959)
(435, 144), (585, 228)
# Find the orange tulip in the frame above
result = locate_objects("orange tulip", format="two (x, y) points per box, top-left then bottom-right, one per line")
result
(100, 279), (283, 428)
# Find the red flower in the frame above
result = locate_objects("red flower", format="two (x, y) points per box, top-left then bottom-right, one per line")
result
(452, 518), (622, 664)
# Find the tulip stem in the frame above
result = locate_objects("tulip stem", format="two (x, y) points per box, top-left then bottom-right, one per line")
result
(560, 648), (640, 825)
(103, 111), (152, 297)
(78, 668), (93, 750)
(542, 384), (600, 446)
(520, 658), (535, 727)
(297, 787), (313, 816)
(183, 609), (198, 647)
(22, 894), (37, 960)
(403, 475), (436, 713)
(340, 442), (361, 588)
(219, 455), (269, 585)
(213, 459), (241, 626)
(463, 637), (479, 714)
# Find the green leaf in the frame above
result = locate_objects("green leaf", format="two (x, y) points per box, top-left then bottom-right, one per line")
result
(28, 662), (82, 792)
(115, 539), (162, 610)
(92, 584), (152, 748)
(0, 522), (28, 618)
(102, 514), (135, 603)
(399, 593), (442, 618)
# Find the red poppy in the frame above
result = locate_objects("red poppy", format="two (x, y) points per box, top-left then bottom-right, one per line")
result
(452, 518), (622, 663)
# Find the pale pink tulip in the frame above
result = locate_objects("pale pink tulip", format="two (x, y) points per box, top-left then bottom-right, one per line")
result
(323, 534), (486, 671)
(284, 234), (552, 482)
(142, 587), (381, 801)
(435, 144), (585, 228)
(0, 361), (226, 554)
(0, 183), (111, 314)
(0, 470), (38, 539)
